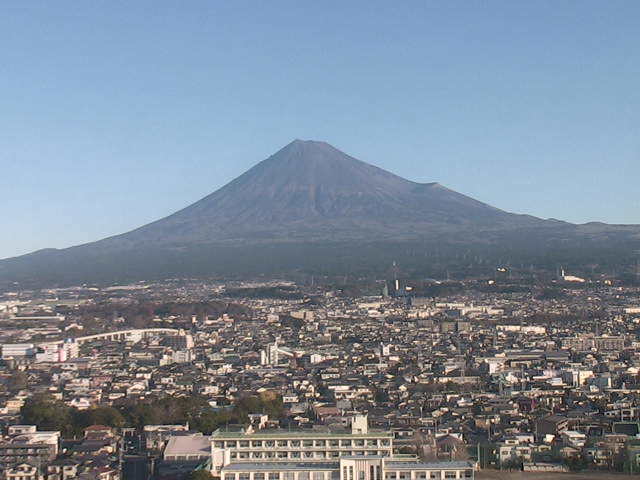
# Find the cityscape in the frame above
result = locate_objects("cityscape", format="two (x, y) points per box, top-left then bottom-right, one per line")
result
(1, 269), (640, 479)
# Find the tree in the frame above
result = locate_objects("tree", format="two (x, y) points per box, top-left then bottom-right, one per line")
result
(413, 431), (437, 461)
(188, 470), (214, 480)
(73, 406), (126, 430)
(564, 455), (587, 472)
(373, 387), (389, 403)
(21, 394), (74, 436)
(501, 458), (522, 471)
(452, 445), (470, 461)
(6, 371), (28, 393)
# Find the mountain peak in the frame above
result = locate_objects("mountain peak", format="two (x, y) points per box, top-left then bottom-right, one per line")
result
(251, 140), (407, 193)
(276, 139), (345, 161)
(289, 138), (328, 146)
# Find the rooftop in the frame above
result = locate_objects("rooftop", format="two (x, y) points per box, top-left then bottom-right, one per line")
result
(223, 462), (338, 472)
(211, 429), (393, 439)
(164, 435), (211, 457)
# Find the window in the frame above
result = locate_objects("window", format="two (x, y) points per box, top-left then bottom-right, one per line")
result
(316, 451), (326, 458)
(230, 452), (237, 459)
(445, 472), (456, 479)
(291, 452), (300, 458)
(330, 440), (340, 447)
(341, 440), (352, 447)
(430, 473), (439, 480)
(315, 440), (327, 447)
(255, 474), (265, 480)
(277, 452), (288, 458)
(313, 473), (325, 480)
(299, 473), (309, 480)
(269, 474), (279, 480)
(354, 440), (365, 447)
(464, 471), (472, 479)
(284, 472), (295, 480)
(291, 440), (301, 447)
(417, 473), (427, 480)
(240, 474), (250, 480)
(239, 441), (250, 448)
(398, 473), (409, 480)
(224, 475), (235, 480)
(252, 441), (264, 448)
(359, 471), (365, 480)
(303, 440), (314, 447)
(277, 440), (288, 447)
(214, 441), (224, 448)
(385, 473), (396, 480)
(227, 441), (239, 448)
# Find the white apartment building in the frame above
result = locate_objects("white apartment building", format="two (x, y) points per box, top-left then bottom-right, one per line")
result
(205, 416), (473, 480)
(210, 416), (390, 474)
(221, 457), (474, 480)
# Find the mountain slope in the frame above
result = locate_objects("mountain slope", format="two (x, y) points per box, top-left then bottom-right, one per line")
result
(95, 139), (548, 248)
(1, 139), (638, 286)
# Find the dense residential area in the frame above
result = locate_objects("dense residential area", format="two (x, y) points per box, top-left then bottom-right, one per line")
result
(0, 272), (639, 480)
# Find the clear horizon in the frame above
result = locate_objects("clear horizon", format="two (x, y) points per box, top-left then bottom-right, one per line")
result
(2, 1), (639, 259)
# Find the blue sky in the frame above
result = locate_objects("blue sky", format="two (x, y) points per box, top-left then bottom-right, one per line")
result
(1, 1), (639, 259)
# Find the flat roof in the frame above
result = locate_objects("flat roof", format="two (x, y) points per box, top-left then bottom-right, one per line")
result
(221, 460), (473, 472)
(386, 461), (473, 470)
(212, 430), (392, 439)
(223, 462), (338, 472)
(164, 435), (211, 456)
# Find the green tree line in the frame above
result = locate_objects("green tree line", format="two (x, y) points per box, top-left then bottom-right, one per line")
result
(21, 392), (284, 437)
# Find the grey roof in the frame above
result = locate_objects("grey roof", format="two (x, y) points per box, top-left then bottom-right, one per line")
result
(164, 435), (211, 456)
